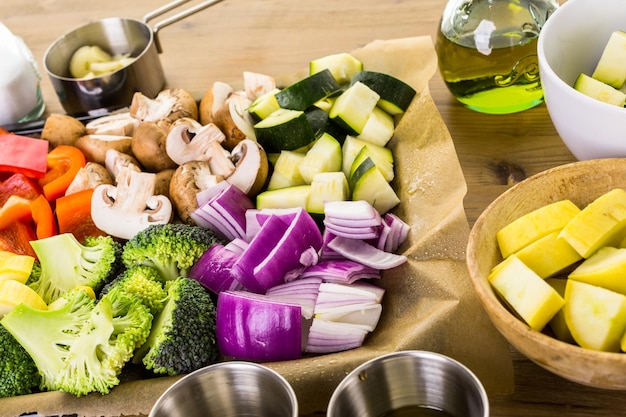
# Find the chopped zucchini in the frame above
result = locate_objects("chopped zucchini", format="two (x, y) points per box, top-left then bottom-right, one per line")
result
(349, 143), (394, 182)
(351, 71), (416, 115)
(329, 81), (380, 136)
(298, 133), (343, 184)
(306, 172), (349, 214)
(305, 106), (330, 139)
(574, 73), (626, 106)
(309, 52), (363, 84)
(254, 108), (317, 153)
(256, 185), (311, 210)
(275, 69), (340, 111)
(247, 88), (281, 121)
(267, 150), (307, 190)
(350, 157), (400, 214)
(356, 106), (395, 147)
(592, 30), (626, 89)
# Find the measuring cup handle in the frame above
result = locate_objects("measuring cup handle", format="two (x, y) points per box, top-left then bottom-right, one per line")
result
(144, 0), (226, 53)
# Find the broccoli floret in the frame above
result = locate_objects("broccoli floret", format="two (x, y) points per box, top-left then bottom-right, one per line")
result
(28, 233), (123, 304)
(134, 276), (219, 376)
(101, 265), (167, 315)
(1, 287), (152, 397)
(0, 325), (40, 398)
(122, 223), (224, 282)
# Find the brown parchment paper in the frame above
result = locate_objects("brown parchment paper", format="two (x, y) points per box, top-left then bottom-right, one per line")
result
(0, 36), (514, 417)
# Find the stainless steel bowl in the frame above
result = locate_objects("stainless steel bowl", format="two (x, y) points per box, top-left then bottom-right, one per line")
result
(149, 361), (299, 417)
(327, 350), (489, 417)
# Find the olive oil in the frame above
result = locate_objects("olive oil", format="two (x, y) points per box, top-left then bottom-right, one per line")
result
(380, 405), (456, 417)
(436, 0), (559, 114)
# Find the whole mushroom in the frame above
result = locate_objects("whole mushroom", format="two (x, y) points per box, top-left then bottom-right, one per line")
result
(130, 88), (198, 127)
(131, 122), (177, 173)
(169, 161), (224, 224)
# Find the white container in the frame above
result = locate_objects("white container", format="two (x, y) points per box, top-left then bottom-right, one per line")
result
(0, 22), (45, 126)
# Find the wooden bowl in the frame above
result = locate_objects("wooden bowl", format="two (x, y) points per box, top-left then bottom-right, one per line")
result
(466, 158), (626, 389)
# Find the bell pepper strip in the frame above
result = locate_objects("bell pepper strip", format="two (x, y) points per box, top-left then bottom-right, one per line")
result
(0, 221), (37, 257)
(38, 145), (86, 202)
(0, 173), (42, 207)
(0, 195), (35, 230)
(55, 188), (105, 242)
(29, 194), (58, 239)
(0, 134), (49, 178)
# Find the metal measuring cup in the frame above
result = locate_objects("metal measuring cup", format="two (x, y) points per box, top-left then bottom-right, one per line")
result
(43, 0), (224, 115)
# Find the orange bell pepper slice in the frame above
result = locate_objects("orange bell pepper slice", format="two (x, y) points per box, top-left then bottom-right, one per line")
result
(55, 189), (105, 242)
(0, 196), (34, 230)
(0, 134), (49, 178)
(0, 173), (42, 207)
(30, 194), (58, 239)
(39, 145), (86, 202)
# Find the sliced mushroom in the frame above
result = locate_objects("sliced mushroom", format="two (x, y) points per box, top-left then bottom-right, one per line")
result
(104, 148), (141, 180)
(131, 122), (178, 172)
(74, 134), (133, 165)
(169, 160), (224, 224)
(130, 88), (198, 126)
(243, 71), (276, 101)
(212, 91), (257, 150)
(165, 118), (233, 172)
(65, 162), (113, 195)
(199, 81), (234, 125)
(86, 112), (139, 136)
(40, 113), (87, 148)
(226, 138), (269, 196)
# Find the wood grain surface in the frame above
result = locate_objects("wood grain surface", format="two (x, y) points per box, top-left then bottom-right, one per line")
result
(2, 0), (625, 415)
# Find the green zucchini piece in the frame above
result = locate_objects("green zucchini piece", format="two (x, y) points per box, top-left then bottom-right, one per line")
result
(305, 106), (330, 139)
(329, 81), (380, 136)
(306, 171), (349, 214)
(298, 132), (343, 184)
(267, 150), (307, 190)
(350, 157), (400, 214)
(275, 69), (340, 111)
(254, 108), (316, 153)
(349, 143), (394, 182)
(356, 106), (395, 147)
(309, 52), (363, 85)
(247, 88), (280, 121)
(351, 71), (416, 115)
(256, 185), (311, 210)
(592, 30), (626, 89)
(341, 135), (373, 178)
(574, 73), (626, 106)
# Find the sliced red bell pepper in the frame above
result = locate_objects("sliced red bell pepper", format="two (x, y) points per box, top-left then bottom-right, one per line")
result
(30, 194), (58, 239)
(0, 134), (49, 178)
(0, 195), (34, 230)
(0, 221), (37, 257)
(55, 189), (105, 242)
(38, 145), (86, 202)
(0, 173), (42, 207)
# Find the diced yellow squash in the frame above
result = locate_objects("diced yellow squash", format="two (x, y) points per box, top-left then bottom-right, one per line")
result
(545, 278), (575, 344)
(569, 246), (626, 295)
(0, 251), (35, 284)
(0, 279), (47, 317)
(515, 231), (582, 278)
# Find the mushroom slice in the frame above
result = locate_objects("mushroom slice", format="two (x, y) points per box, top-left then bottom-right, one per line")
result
(226, 138), (269, 196)
(91, 167), (172, 240)
(199, 81), (234, 125)
(213, 91), (257, 150)
(243, 71), (276, 100)
(86, 111), (139, 136)
(130, 88), (198, 125)
(169, 160), (224, 224)
(65, 162), (113, 196)
(104, 148), (141, 181)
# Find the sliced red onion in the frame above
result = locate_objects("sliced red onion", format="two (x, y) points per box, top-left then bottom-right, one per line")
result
(314, 282), (384, 312)
(315, 303), (383, 332)
(304, 319), (368, 353)
(377, 212), (410, 253)
(299, 259), (380, 284)
(225, 237), (249, 255)
(196, 179), (229, 207)
(191, 182), (254, 241)
(265, 277), (323, 320)
(323, 221), (380, 240)
(324, 200), (382, 227)
(188, 243), (244, 293)
(327, 235), (407, 270)
(244, 207), (301, 242)
(216, 290), (302, 361)
(320, 230), (343, 260)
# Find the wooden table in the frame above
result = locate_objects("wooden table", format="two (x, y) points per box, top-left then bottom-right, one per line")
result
(2, 0), (625, 415)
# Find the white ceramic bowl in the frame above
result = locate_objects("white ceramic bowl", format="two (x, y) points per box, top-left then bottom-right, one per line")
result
(538, 0), (626, 160)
